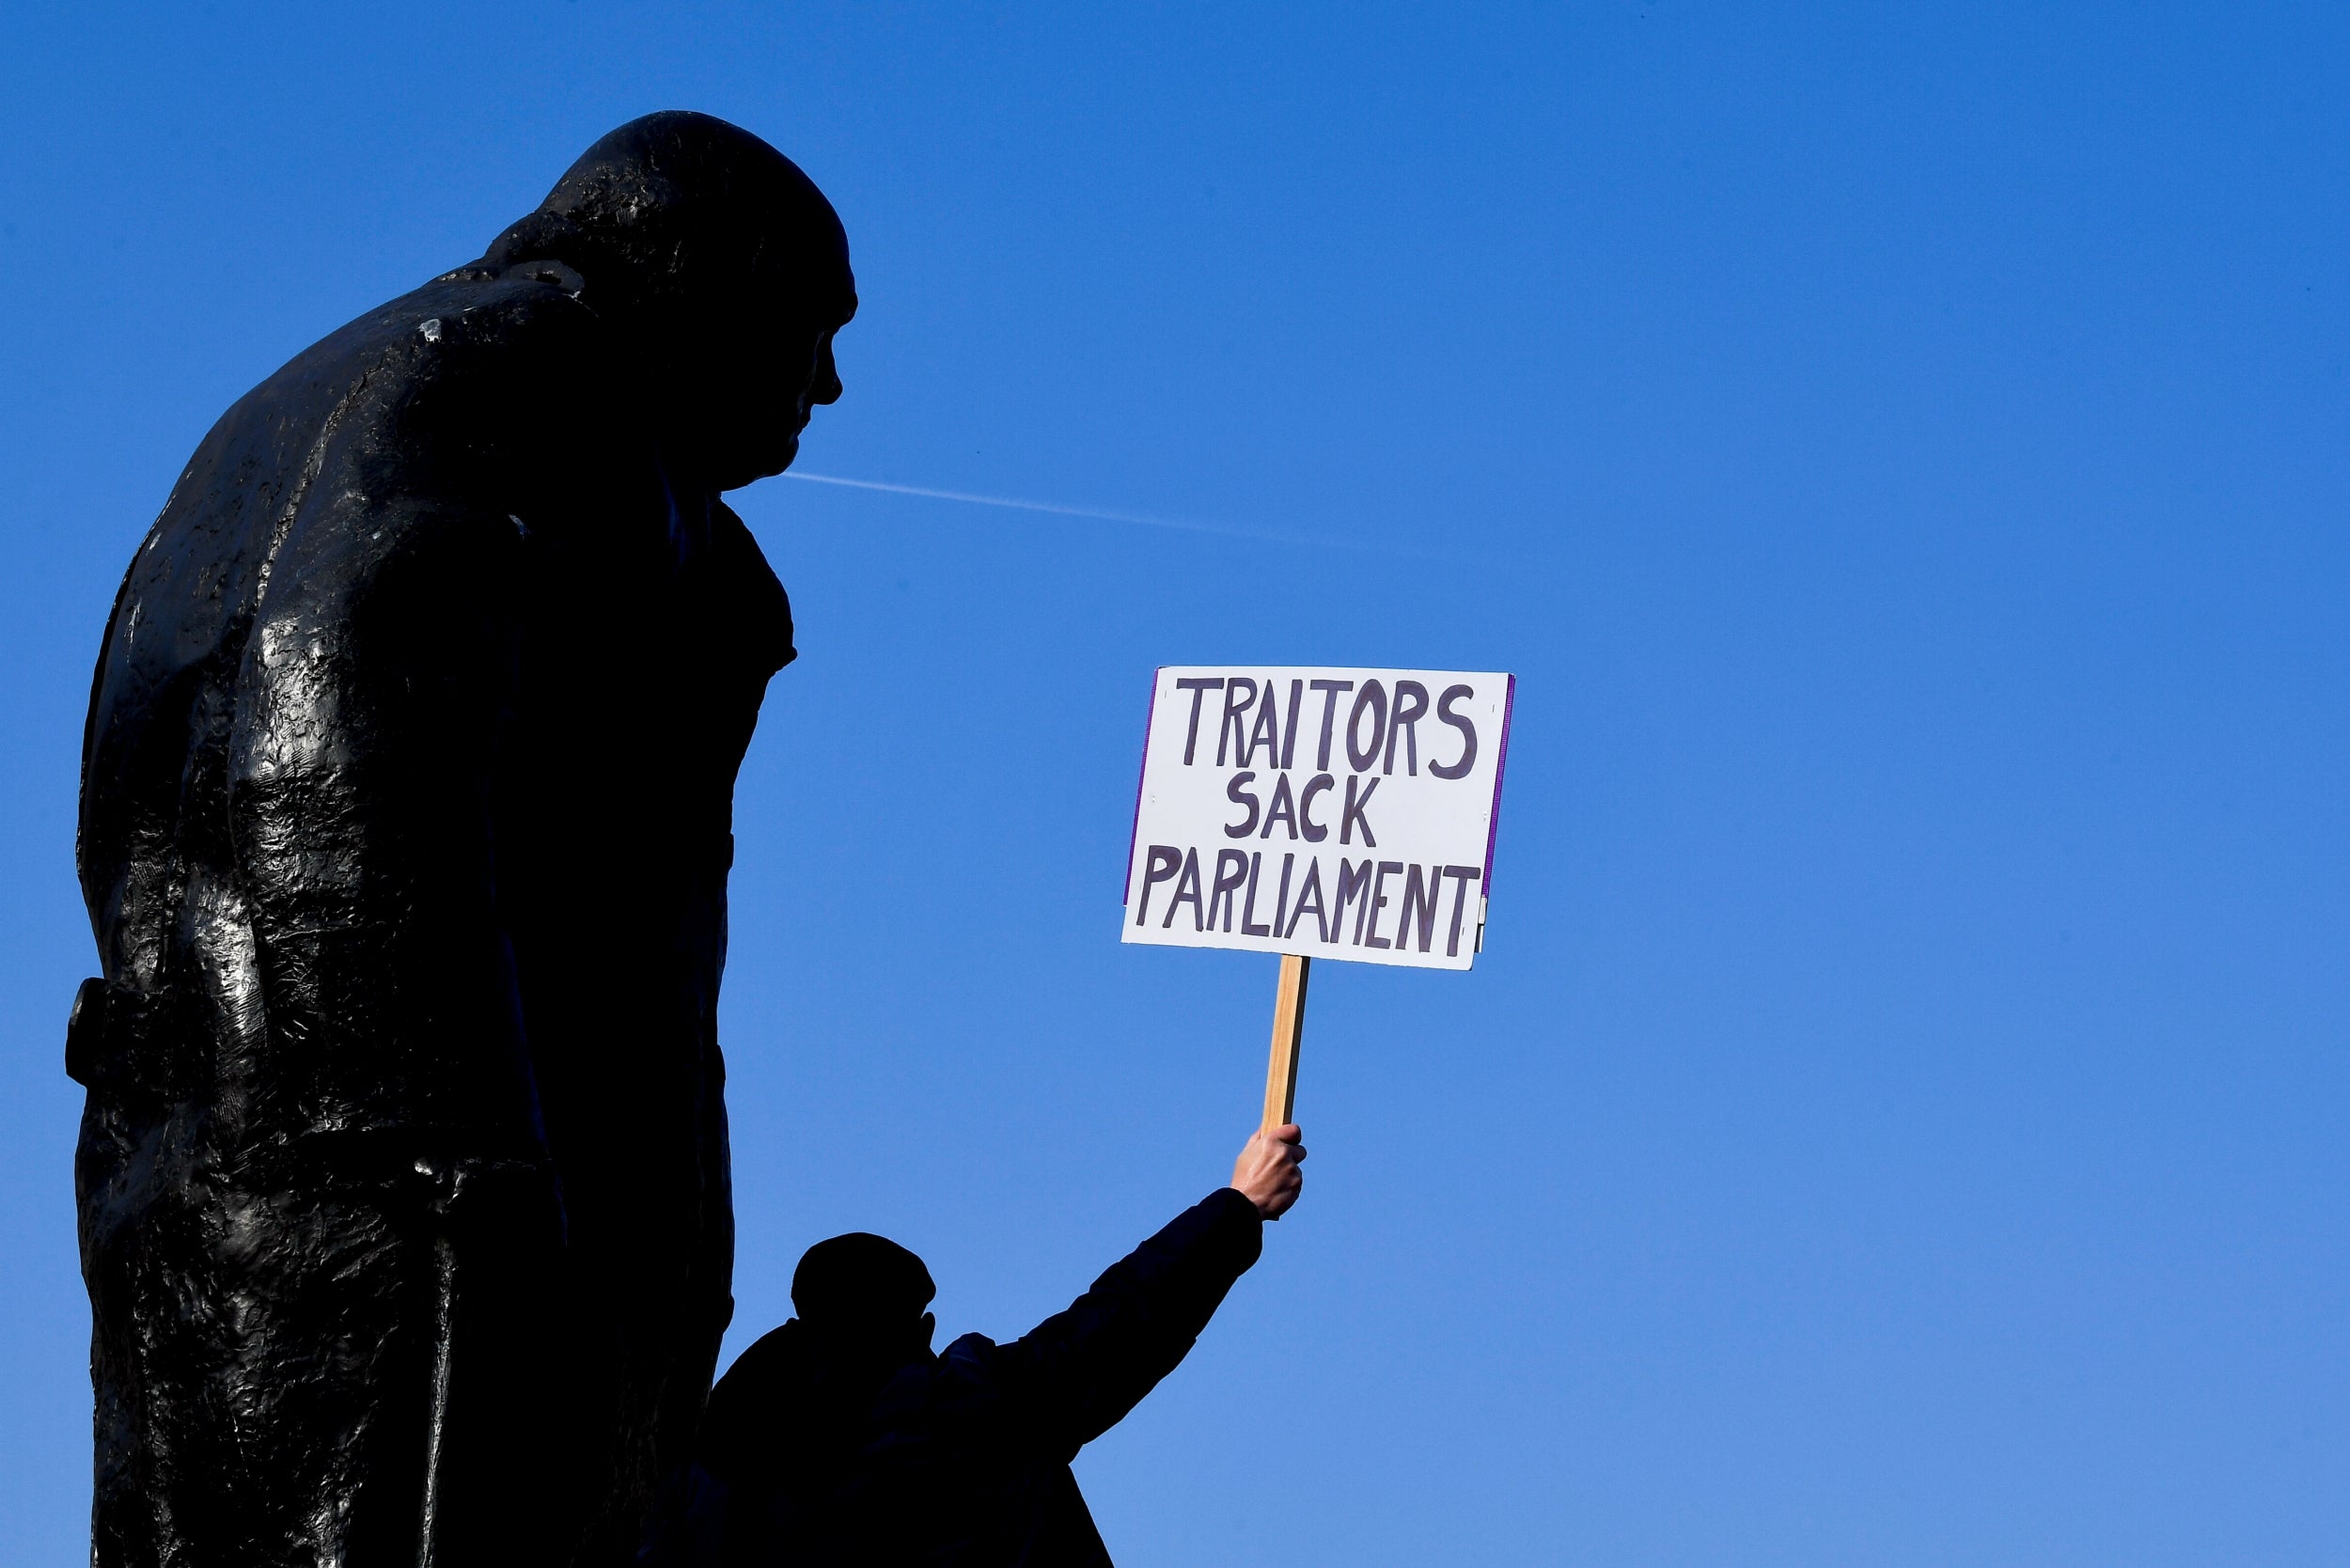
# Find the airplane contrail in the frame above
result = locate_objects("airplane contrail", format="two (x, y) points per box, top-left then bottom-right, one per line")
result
(782, 470), (1444, 558)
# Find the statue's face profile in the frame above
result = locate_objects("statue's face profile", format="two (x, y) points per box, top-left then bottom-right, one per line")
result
(698, 267), (855, 492)
(780, 324), (846, 474)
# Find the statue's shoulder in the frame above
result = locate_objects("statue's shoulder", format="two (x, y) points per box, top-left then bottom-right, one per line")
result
(164, 271), (621, 515)
(108, 274), (643, 656)
(278, 268), (619, 412)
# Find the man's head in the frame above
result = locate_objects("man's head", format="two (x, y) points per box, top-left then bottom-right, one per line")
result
(483, 111), (856, 490)
(793, 1232), (936, 1365)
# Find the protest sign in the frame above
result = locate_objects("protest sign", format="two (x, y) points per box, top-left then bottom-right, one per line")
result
(1122, 666), (1514, 971)
(1120, 666), (1514, 1128)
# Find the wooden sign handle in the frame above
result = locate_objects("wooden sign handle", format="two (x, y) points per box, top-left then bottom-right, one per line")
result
(1261, 953), (1310, 1130)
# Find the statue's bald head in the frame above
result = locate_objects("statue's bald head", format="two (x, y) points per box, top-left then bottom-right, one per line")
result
(484, 112), (856, 490)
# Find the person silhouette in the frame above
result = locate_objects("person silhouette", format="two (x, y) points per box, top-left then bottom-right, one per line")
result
(669, 1125), (1308, 1567)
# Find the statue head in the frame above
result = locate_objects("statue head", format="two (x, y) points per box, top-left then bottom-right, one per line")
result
(483, 111), (858, 492)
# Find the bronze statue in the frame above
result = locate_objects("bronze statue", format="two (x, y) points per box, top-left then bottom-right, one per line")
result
(70, 112), (854, 1567)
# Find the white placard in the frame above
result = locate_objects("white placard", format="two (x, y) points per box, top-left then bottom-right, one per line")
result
(1121, 666), (1514, 970)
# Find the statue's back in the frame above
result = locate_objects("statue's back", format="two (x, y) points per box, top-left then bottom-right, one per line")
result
(75, 259), (791, 1567)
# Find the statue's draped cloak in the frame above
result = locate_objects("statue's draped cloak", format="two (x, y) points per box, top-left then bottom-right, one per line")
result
(75, 271), (791, 1567)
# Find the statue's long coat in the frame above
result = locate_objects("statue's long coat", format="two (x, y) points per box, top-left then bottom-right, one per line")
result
(73, 265), (791, 1567)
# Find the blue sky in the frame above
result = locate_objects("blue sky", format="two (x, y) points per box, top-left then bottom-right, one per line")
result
(4, 3), (2346, 1562)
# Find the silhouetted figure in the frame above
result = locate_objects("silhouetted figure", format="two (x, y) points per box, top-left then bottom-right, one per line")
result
(673, 1126), (1308, 1568)
(70, 112), (854, 1567)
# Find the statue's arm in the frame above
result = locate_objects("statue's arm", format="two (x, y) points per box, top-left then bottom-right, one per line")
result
(226, 491), (544, 1153)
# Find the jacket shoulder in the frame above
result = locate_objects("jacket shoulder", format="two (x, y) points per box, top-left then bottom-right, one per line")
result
(253, 275), (656, 589)
(290, 272), (613, 392)
(139, 274), (626, 569)
(940, 1331), (1005, 1373)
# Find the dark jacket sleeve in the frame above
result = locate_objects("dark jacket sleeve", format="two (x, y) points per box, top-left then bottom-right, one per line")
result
(972, 1187), (1264, 1457)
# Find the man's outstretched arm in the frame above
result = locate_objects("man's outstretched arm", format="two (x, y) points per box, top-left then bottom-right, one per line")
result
(978, 1125), (1308, 1455)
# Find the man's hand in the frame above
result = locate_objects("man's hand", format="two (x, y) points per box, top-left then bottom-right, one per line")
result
(1231, 1124), (1307, 1220)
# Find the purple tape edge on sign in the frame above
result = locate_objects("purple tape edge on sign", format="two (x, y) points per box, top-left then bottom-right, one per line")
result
(1481, 673), (1516, 895)
(1121, 668), (1164, 905)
